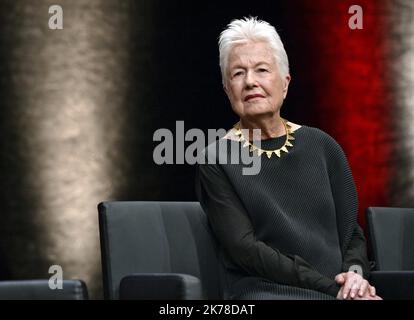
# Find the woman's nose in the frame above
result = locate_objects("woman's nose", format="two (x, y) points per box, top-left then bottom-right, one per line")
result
(244, 71), (257, 87)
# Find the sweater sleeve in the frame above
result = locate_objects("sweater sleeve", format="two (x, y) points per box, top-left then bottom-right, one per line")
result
(196, 161), (341, 297)
(342, 225), (371, 278)
(325, 135), (370, 279)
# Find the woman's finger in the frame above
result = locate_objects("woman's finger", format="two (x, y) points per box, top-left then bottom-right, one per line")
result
(358, 280), (369, 297)
(350, 280), (360, 298)
(335, 273), (346, 284)
(343, 278), (356, 299)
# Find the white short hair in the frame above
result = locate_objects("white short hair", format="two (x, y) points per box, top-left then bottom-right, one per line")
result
(218, 17), (290, 85)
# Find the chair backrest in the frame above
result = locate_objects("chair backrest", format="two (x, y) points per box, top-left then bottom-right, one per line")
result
(98, 201), (223, 299)
(0, 280), (88, 300)
(366, 207), (414, 270)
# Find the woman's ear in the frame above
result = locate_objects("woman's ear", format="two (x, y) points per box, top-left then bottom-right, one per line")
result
(282, 75), (291, 98)
(223, 84), (229, 96)
(284, 75), (291, 91)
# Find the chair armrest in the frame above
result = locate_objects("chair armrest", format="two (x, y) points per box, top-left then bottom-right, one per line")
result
(119, 273), (203, 300)
(0, 280), (88, 300)
(369, 271), (414, 300)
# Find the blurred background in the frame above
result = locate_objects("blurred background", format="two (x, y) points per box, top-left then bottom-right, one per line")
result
(0, 0), (412, 299)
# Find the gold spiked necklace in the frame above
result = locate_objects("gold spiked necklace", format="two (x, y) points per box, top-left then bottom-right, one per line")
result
(233, 118), (295, 159)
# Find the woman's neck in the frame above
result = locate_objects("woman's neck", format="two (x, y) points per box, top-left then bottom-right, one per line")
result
(239, 115), (285, 140)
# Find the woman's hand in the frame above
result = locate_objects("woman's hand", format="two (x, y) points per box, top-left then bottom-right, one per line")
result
(335, 271), (382, 300)
(336, 285), (382, 300)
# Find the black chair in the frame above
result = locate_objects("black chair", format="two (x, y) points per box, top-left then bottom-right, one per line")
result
(366, 207), (414, 299)
(98, 201), (414, 300)
(0, 280), (88, 300)
(98, 201), (224, 300)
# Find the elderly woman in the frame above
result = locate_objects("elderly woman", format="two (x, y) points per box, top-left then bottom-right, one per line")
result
(196, 17), (382, 300)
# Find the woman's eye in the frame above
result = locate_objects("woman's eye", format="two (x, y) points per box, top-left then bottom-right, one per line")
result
(233, 71), (243, 77)
(258, 68), (268, 72)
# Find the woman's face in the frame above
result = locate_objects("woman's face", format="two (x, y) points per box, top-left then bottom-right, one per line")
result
(224, 41), (290, 121)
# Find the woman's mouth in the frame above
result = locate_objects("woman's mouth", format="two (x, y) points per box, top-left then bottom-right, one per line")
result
(244, 94), (265, 101)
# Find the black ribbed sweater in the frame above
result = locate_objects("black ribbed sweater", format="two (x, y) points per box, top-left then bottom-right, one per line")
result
(196, 125), (370, 298)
